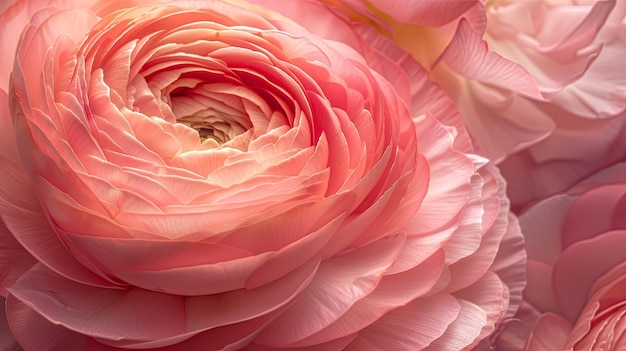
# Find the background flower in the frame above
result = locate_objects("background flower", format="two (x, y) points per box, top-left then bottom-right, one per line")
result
(496, 162), (626, 350)
(341, 0), (626, 212)
(487, 0), (626, 211)
(0, 0), (524, 350)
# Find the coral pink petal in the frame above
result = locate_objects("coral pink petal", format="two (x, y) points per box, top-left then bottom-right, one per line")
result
(524, 312), (572, 351)
(247, 0), (362, 50)
(495, 302), (542, 350)
(58, 232), (279, 295)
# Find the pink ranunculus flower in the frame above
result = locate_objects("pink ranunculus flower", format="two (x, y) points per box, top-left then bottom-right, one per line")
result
(496, 162), (626, 350)
(0, 0), (525, 350)
(486, 0), (626, 211)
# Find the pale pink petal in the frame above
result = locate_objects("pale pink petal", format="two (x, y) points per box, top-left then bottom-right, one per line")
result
(435, 19), (542, 99)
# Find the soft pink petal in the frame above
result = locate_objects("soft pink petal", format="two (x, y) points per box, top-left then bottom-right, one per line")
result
(8, 258), (318, 348)
(0, 157), (116, 288)
(553, 230), (626, 321)
(6, 293), (86, 351)
(0, 0), (87, 90)
(524, 312), (572, 351)
(282, 250), (445, 348)
(519, 194), (574, 265)
(409, 113), (474, 233)
(435, 19), (542, 99)
(345, 294), (461, 351)
(561, 185), (626, 248)
(489, 214), (527, 321)
(254, 234), (406, 346)
(524, 260), (559, 316)
(0, 219), (36, 297)
(494, 302), (542, 351)
(502, 113), (626, 211)
(0, 296), (21, 351)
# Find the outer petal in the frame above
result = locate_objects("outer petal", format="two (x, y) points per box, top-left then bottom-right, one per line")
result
(0, 296), (22, 351)
(524, 313), (572, 351)
(431, 19), (551, 162)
